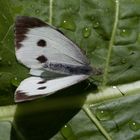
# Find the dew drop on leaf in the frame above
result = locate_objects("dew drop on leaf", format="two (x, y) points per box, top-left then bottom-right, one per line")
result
(95, 109), (113, 121)
(130, 51), (135, 55)
(129, 120), (140, 131)
(7, 39), (10, 42)
(93, 21), (99, 28)
(11, 77), (20, 87)
(121, 58), (127, 64)
(61, 124), (76, 139)
(61, 19), (76, 31)
(8, 61), (12, 66)
(89, 104), (94, 107)
(82, 27), (91, 38)
(35, 9), (40, 14)
(120, 29), (126, 35)
(120, 29), (131, 37)
(31, 5), (34, 8)
(68, 7), (72, 11)
(66, 6), (72, 12)
(112, 86), (117, 89)
(90, 15), (95, 21)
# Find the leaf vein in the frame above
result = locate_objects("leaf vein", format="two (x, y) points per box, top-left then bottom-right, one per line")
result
(49, 0), (53, 25)
(102, 0), (120, 86)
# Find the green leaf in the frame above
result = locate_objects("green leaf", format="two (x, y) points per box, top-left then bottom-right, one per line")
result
(0, 0), (140, 140)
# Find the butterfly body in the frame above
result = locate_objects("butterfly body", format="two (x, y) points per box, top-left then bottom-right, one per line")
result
(14, 16), (95, 102)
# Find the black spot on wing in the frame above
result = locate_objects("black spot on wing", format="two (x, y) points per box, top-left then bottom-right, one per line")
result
(37, 39), (46, 47)
(37, 80), (47, 84)
(38, 86), (47, 90)
(36, 55), (48, 63)
(16, 16), (47, 28)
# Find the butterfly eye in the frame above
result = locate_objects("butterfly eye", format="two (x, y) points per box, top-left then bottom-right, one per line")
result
(37, 39), (47, 47)
(36, 55), (48, 63)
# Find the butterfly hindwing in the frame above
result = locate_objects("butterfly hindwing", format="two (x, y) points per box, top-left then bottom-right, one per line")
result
(15, 75), (89, 102)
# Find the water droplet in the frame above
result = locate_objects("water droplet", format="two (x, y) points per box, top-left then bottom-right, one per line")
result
(130, 51), (135, 55)
(68, 7), (72, 11)
(90, 15), (95, 21)
(61, 124), (76, 139)
(112, 86), (117, 89)
(95, 109), (113, 121)
(11, 77), (20, 87)
(129, 120), (140, 131)
(8, 61), (12, 66)
(120, 29), (131, 37)
(35, 9), (40, 14)
(89, 104), (94, 107)
(93, 21), (99, 28)
(82, 27), (91, 38)
(61, 19), (76, 31)
(121, 58), (127, 64)
(121, 29), (126, 34)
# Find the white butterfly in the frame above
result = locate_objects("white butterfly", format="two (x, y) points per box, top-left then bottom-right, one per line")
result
(14, 16), (97, 102)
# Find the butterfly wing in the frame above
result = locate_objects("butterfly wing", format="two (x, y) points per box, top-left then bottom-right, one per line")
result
(15, 16), (92, 75)
(15, 74), (89, 102)
(14, 16), (93, 102)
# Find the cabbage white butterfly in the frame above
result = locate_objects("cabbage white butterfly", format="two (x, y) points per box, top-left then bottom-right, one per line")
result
(14, 16), (97, 102)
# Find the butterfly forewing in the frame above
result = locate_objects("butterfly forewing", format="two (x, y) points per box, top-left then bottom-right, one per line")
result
(15, 16), (90, 73)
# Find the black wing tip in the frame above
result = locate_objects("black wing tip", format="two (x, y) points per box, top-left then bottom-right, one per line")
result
(15, 16), (47, 28)
(15, 90), (45, 103)
(15, 16), (48, 49)
(15, 90), (28, 103)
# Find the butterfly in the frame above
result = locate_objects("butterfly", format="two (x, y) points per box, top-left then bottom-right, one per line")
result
(14, 16), (98, 103)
